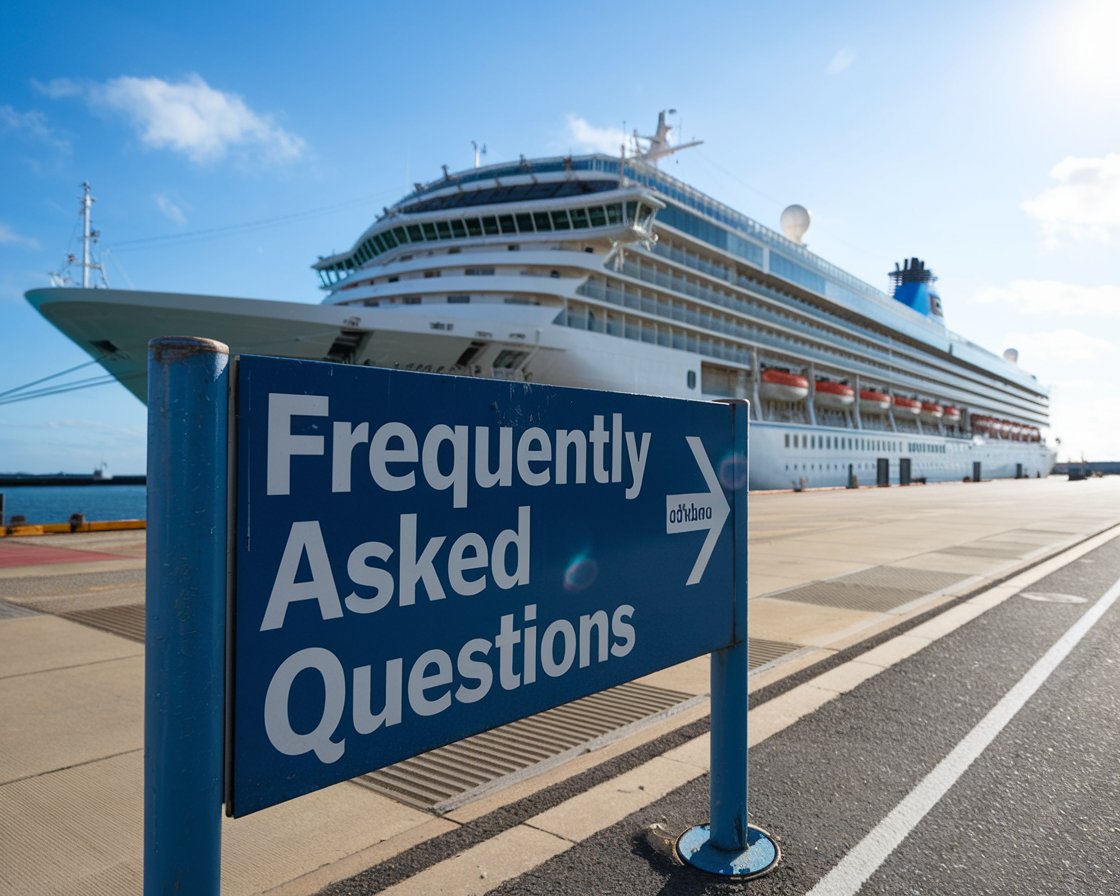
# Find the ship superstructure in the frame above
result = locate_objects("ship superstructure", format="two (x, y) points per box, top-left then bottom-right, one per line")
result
(27, 117), (1053, 489)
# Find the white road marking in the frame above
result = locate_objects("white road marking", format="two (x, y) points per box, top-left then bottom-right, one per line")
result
(807, 573), (1120, 896)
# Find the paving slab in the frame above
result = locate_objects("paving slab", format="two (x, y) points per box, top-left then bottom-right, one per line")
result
(3, 477), (1120, 895)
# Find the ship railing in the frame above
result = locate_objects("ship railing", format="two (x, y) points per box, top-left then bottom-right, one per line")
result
(635, 252), (1040, 412)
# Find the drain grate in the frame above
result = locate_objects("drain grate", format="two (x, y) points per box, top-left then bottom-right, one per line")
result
(940, 542), (1031, 559)
(58, 604), (145, 642)
(771, 581), (928, 613)
(832, 566), (966, 593)
(355, 680), (694, 811)
(0, 599), (38, 620)
(770, 565), (967, 614)
(749, 637), (803, 668)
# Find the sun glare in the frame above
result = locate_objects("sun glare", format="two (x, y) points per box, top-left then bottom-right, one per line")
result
(1056, 0), (1120, 92)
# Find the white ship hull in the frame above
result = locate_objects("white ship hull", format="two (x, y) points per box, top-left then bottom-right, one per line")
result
(26, 286), (1054, 490)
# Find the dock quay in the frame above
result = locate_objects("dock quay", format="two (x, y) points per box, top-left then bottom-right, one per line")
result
(2, 476), (1119, 895)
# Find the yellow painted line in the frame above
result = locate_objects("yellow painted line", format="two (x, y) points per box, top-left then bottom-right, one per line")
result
(1, 519), (145, 538)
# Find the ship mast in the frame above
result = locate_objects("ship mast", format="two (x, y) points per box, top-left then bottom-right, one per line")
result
(78, 182), (107, 288)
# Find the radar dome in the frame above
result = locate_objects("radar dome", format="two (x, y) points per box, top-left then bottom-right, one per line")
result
(1003, 348), (1019, 364)
(780, 204), (811, 244)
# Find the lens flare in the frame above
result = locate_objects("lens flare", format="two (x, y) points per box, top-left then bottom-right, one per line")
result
(719, 452), (748, 490)
(563, 553), (598, 592)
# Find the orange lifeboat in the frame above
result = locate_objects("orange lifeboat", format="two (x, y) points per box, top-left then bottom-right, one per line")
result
(972, 415), (991, 433)
(920, 401), (944, 422)
(814, 378), (855, 409)
(759, 368), (809, 401)
(859, 388), (890, 413)
(943, 406), (962, 425)
(893, 395), (921, 415)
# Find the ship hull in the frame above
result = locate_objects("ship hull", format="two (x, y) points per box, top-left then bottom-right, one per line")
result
(26, 286), (1054, 490)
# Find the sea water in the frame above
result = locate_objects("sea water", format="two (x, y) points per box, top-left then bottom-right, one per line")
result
(1, 485), (146, 524)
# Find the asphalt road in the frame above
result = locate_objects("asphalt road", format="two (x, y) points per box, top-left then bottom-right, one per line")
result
(482, 535), (1120, 896)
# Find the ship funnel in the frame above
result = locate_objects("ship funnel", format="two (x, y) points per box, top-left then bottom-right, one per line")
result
(780, 204), (811, 244)
(1003, 348), (1019, 364)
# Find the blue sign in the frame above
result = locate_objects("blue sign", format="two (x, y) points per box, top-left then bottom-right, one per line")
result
(230, 355), (746, 816)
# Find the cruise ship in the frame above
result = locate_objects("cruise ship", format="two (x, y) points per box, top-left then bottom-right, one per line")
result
(27, 115), (1054, 490)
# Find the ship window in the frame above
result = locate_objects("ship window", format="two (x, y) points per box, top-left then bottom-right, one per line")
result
(687, 370), (696, 390)
(420, 223), (437, 240)
(423, 270), (441, 278)
(534, 211), (553, 231)
(625, 201), (638, 223)
(515, 213), (535, 232)
(383, 230), (398, 249)
(406, 224), (423, 241)
(784, 434), (790, 448)
(450, 220), (467, 238)
(465, 267), (495, 276)
(498, 214), (516, 234)
(395, 226), (410, 245)
(483, 217), (501, 235)
(570, 208), (589, 228)
(448, 295), (470, 303)
(589, 206), (607, 227)
(404, 296), (421, 305)
(606, 204), (623, 225)
(493, 349), (529, 369)
(465, 218), (483, 237)
(550, 210), (571, 230)
(372, 235), (386, 254)
(455, 340), (487, 367)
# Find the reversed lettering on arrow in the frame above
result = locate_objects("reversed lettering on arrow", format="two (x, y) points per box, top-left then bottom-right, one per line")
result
(666, 436), (731, 585)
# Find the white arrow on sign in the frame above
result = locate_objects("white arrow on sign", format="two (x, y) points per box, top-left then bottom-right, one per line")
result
(666, 436), (731, 586)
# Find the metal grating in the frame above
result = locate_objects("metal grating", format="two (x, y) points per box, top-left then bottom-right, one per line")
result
(0, 599), (38, 620)
(749, 637), (803, 669)
(832, 566), (966, 593)
(0, 567), (144, 600)
(58, 604), (145, 642)
(771, 564), (967, 614)
(771, 580), (928, 613)
(940, 542), (1031, 559)
(355, 680), (694, 811)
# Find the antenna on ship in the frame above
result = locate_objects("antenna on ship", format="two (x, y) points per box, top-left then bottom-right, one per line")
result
(52, 183), (109, 288)
(632, 109), (703, 167)
(471, 141), (487, 169)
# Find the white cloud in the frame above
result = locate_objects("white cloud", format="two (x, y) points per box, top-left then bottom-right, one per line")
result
(1021, 152), (1120, 246)
(0, 104), (69, 150)
(827, 48), (855, 75)
(0, 223), (40, 250)
(43, 74), (305, 164)
(973, 278), (1120, 317)
(153, 194), (186, 225)
(1002, 328), (1115, 364)
(566, 115), (627, 155)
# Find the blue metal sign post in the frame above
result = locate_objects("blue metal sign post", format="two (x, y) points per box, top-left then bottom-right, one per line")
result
(144, 337), (229, 895)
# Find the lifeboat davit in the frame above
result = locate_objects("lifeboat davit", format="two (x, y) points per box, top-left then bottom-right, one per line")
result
(759, 368), (809, 401)
(859, 388), (891, 413)
(893, 395), (921, 415)
(920, 401), (944, 422)
(943, 406), (962, 425)
(814, 379), (855, 409)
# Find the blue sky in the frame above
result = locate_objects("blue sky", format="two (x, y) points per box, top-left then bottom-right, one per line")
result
(2, 0), (1118, 472)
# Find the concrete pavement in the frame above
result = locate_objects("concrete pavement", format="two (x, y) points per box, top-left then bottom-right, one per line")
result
(2, 476), (1119, 895)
